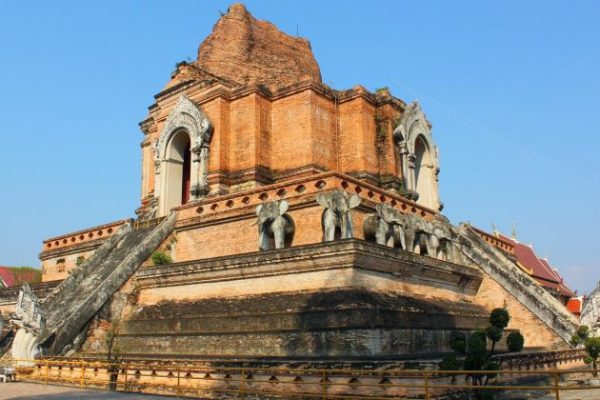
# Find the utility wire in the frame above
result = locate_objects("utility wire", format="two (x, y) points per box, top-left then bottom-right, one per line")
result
(389, 79), (600, 198)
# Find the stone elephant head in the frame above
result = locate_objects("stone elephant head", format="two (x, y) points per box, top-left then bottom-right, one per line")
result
(405, 217), (458, 261)
(316, 190), (361, 241)
(255, 200), (295, 251)
(428, 222), (457, 261)
(412, 222), (432, 256)
(363, 203), (406, 249)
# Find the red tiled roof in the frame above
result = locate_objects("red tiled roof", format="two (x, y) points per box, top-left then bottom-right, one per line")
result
(538, 258), (576, 297)
(0, 266), (42, 288)
(558, 282), (576, 298)
(539, 258), (563, 283)
(477, 230), (576, 298)
(0, 266), (15, 287)
(513, 242), (559, 283)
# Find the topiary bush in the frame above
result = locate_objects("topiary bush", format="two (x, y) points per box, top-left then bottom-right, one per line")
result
(439, 308), (525, 400)
(489, 308), (510, 330)
(506, 331), (525, 353)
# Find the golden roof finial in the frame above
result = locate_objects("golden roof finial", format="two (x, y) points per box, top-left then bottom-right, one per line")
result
(491, 222), (499, 238)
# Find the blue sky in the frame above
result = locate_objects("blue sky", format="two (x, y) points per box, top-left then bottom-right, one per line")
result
(1, 1), (598, 294)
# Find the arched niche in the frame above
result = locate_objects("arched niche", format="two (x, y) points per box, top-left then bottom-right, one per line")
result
(162, 130), (192, 213)
(154, 95), (213, 217)
(393, 101), (441, 211)
(413, 135), (438, 210)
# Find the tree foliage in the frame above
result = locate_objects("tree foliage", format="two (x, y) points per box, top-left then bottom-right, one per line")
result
(449, 331), (467, 354)
(439, 308), (524, 400)
(7, 266), (42, 285)
(489, 308), (510, 330)
(506, 331), (525, 353)
(571, 325), (590, 347)
(584, 336), (600, 377)
(151, 251), (173, 266)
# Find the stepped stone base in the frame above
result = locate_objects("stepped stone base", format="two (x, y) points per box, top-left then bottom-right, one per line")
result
(77, 239), (568, 360)
(116, 289), (488, 358)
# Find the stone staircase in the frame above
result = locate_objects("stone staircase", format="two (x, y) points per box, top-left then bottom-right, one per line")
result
(458, 223), (578, 343)
(39, 213), (176, 355)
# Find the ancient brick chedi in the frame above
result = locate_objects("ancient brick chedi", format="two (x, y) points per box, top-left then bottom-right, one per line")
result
(1, 3), (579, 361)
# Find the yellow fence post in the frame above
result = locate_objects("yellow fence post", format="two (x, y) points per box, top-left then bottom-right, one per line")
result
(176, 366), (181, 398)
(44, 360), (49, 385)
(554, 371), (560, 400)
(322, 370), (327, 400)
(124, 365), (128, 392)
(240, 368), (245, 399)
(80, 361), (85, 389)
(424, 372), (430, 400)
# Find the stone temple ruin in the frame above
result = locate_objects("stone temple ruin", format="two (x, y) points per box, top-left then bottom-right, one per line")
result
(0, 3), (580, 365)
(581, 283), (600, 337)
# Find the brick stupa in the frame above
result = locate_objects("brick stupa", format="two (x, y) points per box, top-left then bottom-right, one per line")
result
(1, 4), (578, 381)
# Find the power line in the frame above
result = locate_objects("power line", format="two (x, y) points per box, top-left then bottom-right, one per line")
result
(389, 79), (600, 198)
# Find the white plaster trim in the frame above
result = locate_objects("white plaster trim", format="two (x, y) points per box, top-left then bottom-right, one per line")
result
(155, 95), (213, 216)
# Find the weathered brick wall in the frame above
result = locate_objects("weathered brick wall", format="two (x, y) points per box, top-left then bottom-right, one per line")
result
(106, 266), (562, 358)
(131, 236), (566, 354)
(40, 220), (128, 281)
(41, 249), (96, 282)
(140, 82), (404, 207)
(175, 205), (323, 262)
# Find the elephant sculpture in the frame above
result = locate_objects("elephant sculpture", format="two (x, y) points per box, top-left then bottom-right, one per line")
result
(362, 203), (460, 262)
(428, 223), (456, 261)
(410, 219), (458, 261)
(316, 190), (361, 241)
(363, 203), (406, 249)
(255, 200), (295, 251)
(413, 228), (431, 255)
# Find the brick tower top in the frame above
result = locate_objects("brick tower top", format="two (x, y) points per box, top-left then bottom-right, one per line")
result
(196, 3), (321, 90)
(138, 3), (442, 218)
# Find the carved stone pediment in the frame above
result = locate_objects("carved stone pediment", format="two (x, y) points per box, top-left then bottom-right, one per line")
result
(392, 101), (441, 211)
(393, 101), (437, 164)
(154, 94), (214, 215)
(156, 94), (213, 160)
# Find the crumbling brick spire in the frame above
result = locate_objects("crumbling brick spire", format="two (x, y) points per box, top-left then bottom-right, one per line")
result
(196, 2), (322, 90)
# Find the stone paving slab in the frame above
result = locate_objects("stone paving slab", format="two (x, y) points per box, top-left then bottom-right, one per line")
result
(1, 381), (599, 400)
(0, 382), (181, 400)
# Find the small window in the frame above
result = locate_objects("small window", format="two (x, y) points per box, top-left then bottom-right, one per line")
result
(57, 258), (66, 273)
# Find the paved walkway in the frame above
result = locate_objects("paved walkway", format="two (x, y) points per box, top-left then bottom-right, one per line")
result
(2, 381), (600, 400)
(0, 382), (180, 400)
(560, 388), (600, 400)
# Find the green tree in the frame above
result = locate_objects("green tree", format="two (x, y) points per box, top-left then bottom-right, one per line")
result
(440, 308), (525, 400)
(584, 337), (600, 378)
(570, 325), (590, 347)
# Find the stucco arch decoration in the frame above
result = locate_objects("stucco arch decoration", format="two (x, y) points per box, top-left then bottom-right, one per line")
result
(392, 101), (441, 211)
(153, 94), (213, 216)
